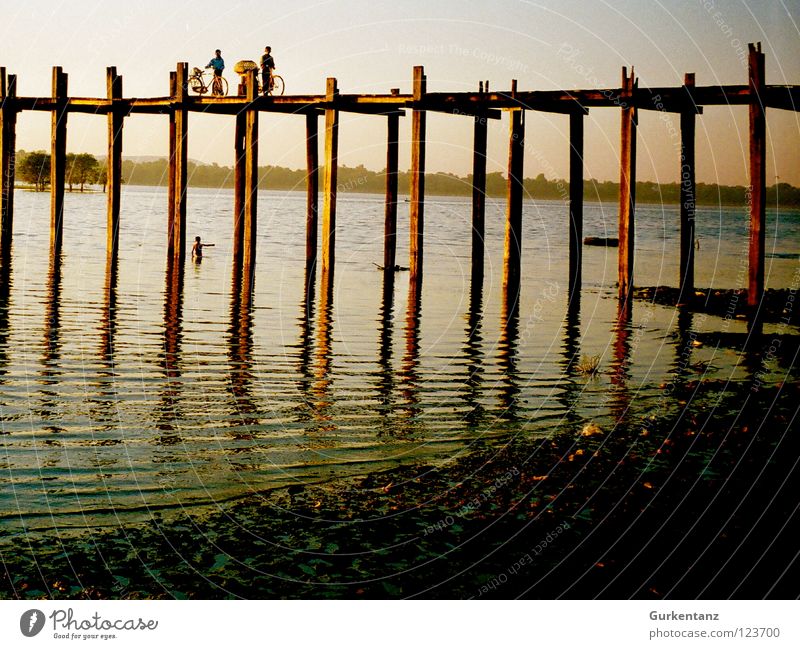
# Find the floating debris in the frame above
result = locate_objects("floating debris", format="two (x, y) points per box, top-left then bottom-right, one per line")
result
(576, 354), (601, 376)
(581, 423), (603, 437)
(583, 236), (619, 247)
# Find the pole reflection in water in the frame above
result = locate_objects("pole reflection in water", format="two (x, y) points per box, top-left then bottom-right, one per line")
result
(609, 299), (633, 424)
(376, 269), (396, 432)
(741, 297), (768, 388)
(558, 287), (582, 421)
(101, 254), (118, 363)
(157, 256), (184, 442)
(0, 255), (11, 385)
(746, 304), (764, 340)
(39, 250), (64, 435)
(312, 267), (336, 433)
(461, 268), (484, 425)
(497, 272), (521, 418)
(294, 263), (317, 422)
(670, 306), (695, 390)
(90, 253), (121, 433)
(741, 327), (768, 391)
(227, 258), (258, 435)
(398, 276), (422, 437)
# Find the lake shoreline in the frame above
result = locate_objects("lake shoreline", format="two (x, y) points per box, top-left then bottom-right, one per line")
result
(2, 365), (797, 600)
(12, 182), (799, 209)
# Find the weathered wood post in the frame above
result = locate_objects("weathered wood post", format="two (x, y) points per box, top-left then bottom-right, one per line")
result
(0, 69), (17, 256)
(679, 72), (697, 304)
(321, 78), (339, 275)
(233, 110), (245, 265)
(106, 67), (123, 261)
(409, 66), (426, 284)
(618, 66), (637, 302)
(242, 69), (259, 274)
(168, 63), (188, 262)
(384, 99), (400, 273)
(50, 66), (68, 253)
(306, 111), (319, 272)
(748, 42), (766, 313)
(503, 80), (525, 290)
(472, 89), (488, 284)
(167, 71), (176, 253)
(568, 109), (585, 298)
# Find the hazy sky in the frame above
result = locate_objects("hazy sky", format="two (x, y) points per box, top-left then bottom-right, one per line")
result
(1, 0), (798, 184)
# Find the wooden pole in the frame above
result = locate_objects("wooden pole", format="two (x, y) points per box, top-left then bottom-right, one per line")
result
(748, 43), (766, 312)
(106, 67), (123, 261)
(504, 80), (524, 289)
(679, 73), (697, 304)
(306, 111), (319, 271)
(384, 110), (399, 273)
(321, 78), (339, 275)
(409, 66), (426, 283)
(167, 71), (176, 253)
(618, 67), (637, 302)
(50, 66), (68, 253)
(0, 70), (17, 256)
(169, 63), (188, 263)
(242, 69), (259, 273)
(233, 111), (245, 265)
(568, 110), (584, 297)
(472, 105), (488, 284)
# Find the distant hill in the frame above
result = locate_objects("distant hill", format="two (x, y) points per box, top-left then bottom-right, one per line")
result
(98, 155), (205, 164)
(118, 157), (800, 207)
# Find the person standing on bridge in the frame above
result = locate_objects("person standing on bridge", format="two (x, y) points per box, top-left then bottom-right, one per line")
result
(206, 49), (225, 96)
(260, 46), (275, 95)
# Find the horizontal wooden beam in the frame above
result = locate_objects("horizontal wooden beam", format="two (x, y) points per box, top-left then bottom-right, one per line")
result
(4, 83), (799, 116)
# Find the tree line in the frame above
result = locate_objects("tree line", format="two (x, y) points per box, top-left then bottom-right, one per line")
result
(17, 150), (107, 192)
(121, 159), (800, 207)
(15, 151), (800, 207)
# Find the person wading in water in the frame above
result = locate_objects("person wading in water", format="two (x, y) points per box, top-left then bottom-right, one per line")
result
(191, 236), (215, 261)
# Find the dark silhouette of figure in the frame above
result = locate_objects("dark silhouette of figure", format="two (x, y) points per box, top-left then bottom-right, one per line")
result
(260, 46), (275, 94)
(191, 236), (215, 261)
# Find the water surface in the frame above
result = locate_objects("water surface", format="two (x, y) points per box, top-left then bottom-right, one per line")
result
(0, 187), (797, 535)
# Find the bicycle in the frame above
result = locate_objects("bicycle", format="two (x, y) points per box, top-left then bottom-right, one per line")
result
(258, 73), (285, 96)
(188, 66), (229, 97)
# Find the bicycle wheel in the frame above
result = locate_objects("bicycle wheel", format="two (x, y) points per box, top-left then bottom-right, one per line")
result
(270, 75), (285, 96)
(210, 75), (227, 97)
(190, 75), (206, 95)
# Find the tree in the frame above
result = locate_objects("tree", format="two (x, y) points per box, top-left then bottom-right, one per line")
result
(17, 151), (50, 191)
(66, 153), (76, 192)
(95, 166), (108, 193)
(66, 153), (99, 192)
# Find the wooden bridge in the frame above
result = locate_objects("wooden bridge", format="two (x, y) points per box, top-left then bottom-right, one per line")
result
(0, 42), (797, 319)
